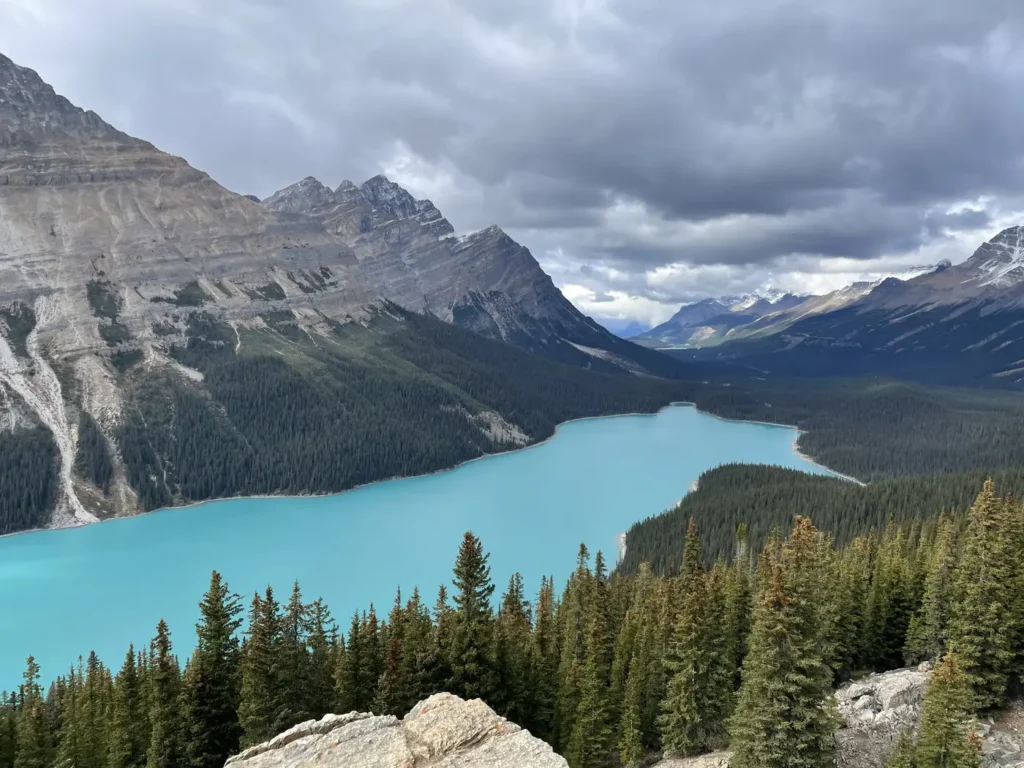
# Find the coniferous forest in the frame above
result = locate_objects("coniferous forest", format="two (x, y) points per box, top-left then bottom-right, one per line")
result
(0, 479), (1018, 768)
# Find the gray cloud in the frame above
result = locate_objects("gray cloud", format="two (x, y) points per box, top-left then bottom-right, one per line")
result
(1, 0), (1022, 323)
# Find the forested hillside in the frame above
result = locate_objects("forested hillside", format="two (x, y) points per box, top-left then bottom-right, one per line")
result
(1, 479), (1018, 768)
(619, 464), (1024, 576)
(6, 319), (1024, 536)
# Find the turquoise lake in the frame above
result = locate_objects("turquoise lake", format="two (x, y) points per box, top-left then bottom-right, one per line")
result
(0, 404), (834, 686)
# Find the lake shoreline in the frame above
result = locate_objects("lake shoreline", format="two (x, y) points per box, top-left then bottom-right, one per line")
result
(7, 401), (857, 541)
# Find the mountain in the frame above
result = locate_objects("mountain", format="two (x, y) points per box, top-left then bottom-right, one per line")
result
(690, 229), (1024, 388)
(0, 52), (685, 534)
(598, 319), (650, 338)
(261, 175), (682, 376)
(631, 289), (806, 348)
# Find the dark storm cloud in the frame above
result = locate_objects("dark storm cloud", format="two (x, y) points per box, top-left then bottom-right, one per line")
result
(1, 0), (1022, 317)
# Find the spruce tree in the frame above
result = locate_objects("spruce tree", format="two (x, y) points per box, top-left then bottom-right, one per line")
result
(306, 599), (337, 718)
(146, 620), (182, 768)
(493, 573), (533, 725)
(730, 519), (838, 768)
(885, 731), (916, 768)
(565, 616), (612, 768)
(907, 515), (956, 664)
(448, 532), (496, 701)
(555, 544), (592, 751)
(529, 576), (559, 744)
(181, 571), (243, 768)
(947, 481), (1018, 710)
(109, 646), (147, 768)
(374, 589), (408, 716)
(238, 589), (280, 747)
(914, 654), (980, 768)
(334, 612), (363, 713)
(276, 581), (311, 731)
(16, 657), (49, 768)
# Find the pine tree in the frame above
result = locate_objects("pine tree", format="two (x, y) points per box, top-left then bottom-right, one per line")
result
(493, 573), (533, 726)
(565, 616), (612, 768)
(16, 657), (49, 768)
(276, 581), (311, 731)
(885, 730), (917, 768)
(659, 520), (712, 756)
(448, 532), (496, 701)
(947, 481), (1018, 709)
(555, 544), (592, 751)
(427, 586), (455, 697)
(914, 654), (980, 768)
(374, 589), (408, 716)
(399, 588), (434, 713)
(306, 599), (336, 719)
(238, 589), (280, 747)
(907, 515), (956, 664)
(146, 620), (182, 768)
(181, 571), (243, 768)
(866, 523), (914, 670)
(529, 576), (559, 744)
(730, 519), (838, 768)
(109, 646), (147, 768)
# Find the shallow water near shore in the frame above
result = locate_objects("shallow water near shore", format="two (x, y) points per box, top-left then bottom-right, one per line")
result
(0, 404), (835, 685)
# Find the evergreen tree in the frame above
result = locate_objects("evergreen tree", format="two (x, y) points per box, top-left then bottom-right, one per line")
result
(529, 576), (559, 744)
(109, 646), (147, 768)
(306, 599), (336, 719)
(493, 573), (533, 725)
(238, 589), (280, 747)
(16, 657), (49, 768)
(374, 589), (408, 716)
(659, 519), (717, 756)
(181, 571), (243, 768)
(555, 544), (592, 752)
(565, 616), (612, 768)
(885, 731), (917, 768)
(907, 515), (957, 664)
(914, 654), (980, 768)
(730, 519), (838, 768)
(146, 621), (182, 768)
(448, 532), (496, 701)
(276, 581), (311, 731)
(947, 481), (1018, 709)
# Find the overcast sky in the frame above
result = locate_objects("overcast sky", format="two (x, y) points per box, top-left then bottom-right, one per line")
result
(2, 0), (1023, 329)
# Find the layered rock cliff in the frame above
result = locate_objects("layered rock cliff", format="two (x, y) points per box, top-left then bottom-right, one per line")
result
(224, 693), (567, 768)
(0, 51), (681, 532)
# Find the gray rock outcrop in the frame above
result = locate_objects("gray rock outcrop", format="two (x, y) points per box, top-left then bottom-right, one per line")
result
(224, 693), (567, 768)
(652, 664), (1024, 768)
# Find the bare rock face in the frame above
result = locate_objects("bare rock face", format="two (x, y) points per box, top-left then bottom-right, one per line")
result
(834, 664), (932, 768)
(224, 693), (567, 768)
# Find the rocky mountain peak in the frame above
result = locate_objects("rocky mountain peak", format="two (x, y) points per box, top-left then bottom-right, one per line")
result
(359, 173), (419, 219)
(963, 225), (1024, 288)
(261, 175), (339, 214)
(0, 52), (136, 145)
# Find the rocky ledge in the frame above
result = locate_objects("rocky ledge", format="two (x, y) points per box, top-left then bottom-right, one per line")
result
(656, 663), (1024, 768)
(224, 692), (567, 768)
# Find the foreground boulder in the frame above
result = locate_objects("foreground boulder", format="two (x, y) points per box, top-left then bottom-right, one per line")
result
(224, 692), (567, 768)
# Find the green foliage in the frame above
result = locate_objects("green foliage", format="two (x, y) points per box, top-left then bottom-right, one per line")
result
(621, 464), (1024, 576)
(448, 532), (497, 701)
(946, 482), (1020, 710)
(181, 571), (243, 768)
(730, 519), (839, 768)
(913, 655), (981, 768)
(74, 411), (114, 494)
(146, 620), (182, 768)
(0, 427), (58, 534)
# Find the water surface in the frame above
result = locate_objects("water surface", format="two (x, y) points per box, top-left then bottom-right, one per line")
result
(0, 404), (833, 685)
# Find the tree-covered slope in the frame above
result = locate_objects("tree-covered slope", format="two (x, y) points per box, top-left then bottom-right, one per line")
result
(619, 463), (1024, 576)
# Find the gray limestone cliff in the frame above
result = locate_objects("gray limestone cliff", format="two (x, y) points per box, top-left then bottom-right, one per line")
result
(224, 693), (567, 768)
(0, 50), (679, 529)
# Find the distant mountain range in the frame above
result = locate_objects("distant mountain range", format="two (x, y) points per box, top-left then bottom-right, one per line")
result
(667, 229), (1024, 387)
